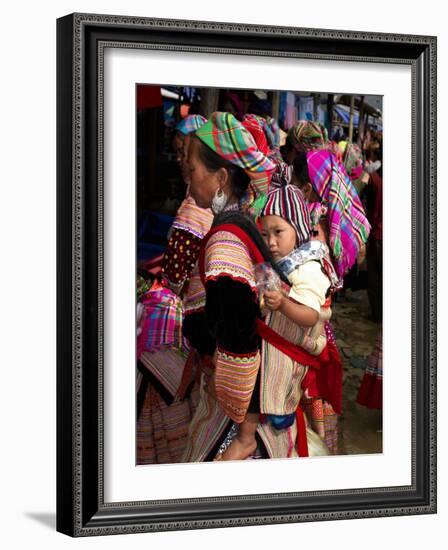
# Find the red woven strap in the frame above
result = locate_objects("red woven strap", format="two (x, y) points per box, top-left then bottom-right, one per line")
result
(199, 223), (329, 371)
(296, 406), (309, 457)
(256, 318), (326, 369)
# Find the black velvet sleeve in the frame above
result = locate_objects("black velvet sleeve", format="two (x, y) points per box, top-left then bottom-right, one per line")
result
(182, 310), (216, 358)
(205, 277), (260, 354)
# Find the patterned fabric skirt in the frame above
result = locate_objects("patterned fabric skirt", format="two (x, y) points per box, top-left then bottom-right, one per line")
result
(356, 327), (383, 410)
(136, 382), (199, 464)
(301, 397), (339, 455)
(136, 347), (200, 465)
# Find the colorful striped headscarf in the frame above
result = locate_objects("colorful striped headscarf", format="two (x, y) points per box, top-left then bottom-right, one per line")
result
(243, 114), (290, 187)
(306, 149), (371, 277)
(195, 112), (275, 196)
(338, 141), (364, 181)
(270, 161), (292, 188)
(243, 113), (281, 152)
(261, 184), (311, 247)
(176, 114), (207, 136)
(289, 120), (329, 152)
(241, 115), (270, 156)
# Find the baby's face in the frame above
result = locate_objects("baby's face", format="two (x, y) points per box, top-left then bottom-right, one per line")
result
(261, 215), (297, 260)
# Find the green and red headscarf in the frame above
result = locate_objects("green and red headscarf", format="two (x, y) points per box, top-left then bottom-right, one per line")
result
(289, 120), (343, 162)
(338, 140), (364, 181)
(289, 120), (328, 152)
(195, 112), (275, 197)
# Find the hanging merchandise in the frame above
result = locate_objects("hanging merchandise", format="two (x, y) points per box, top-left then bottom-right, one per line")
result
(298, 96), (314, 121)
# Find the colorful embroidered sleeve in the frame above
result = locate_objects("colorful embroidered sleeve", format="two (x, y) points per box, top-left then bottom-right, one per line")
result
(204, 230), (258, 292)
(170, 196), (213, 239)
(214, 348), (260, 423)
(203, 231), (261, 423)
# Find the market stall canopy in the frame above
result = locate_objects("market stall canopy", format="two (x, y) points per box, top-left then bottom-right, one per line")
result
(334, 105), (359, 125)
(334, 95), (382, 118)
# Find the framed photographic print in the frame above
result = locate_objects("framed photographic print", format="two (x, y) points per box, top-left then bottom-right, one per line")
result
(56, 13), (437, 537)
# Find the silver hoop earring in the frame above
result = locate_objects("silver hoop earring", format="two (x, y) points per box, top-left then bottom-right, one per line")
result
(211, 188), (228, 214)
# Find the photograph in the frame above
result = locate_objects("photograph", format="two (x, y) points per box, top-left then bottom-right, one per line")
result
(55, 11), (436, 536)
(135, 85), (384, 465)
(2, 0), (445, 548)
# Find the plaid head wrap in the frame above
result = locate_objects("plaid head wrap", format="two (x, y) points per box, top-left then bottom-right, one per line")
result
(241, 114), (270, 156)
(339, 141), (364, 181)
(243, 114), (289, 188)
(306, 149), (371, 277)
(261, 184), (312, 247)
(176, 114), (207, 136)
(289, 120), (329, 152)
(195, 112), (275, 197)
(243, 113), (281, 152)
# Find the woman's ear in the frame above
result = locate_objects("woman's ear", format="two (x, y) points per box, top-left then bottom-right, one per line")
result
(215, 167), (230, 190)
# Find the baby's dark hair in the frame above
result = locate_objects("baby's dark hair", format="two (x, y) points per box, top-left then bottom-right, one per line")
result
(292, 151), (310, 187)
(194, 136), (250, 199)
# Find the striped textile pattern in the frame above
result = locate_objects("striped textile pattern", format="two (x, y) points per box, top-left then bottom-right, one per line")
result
(260, 310), (309, 415)
(182, 264), (206, 315)
(306, 149), (371, 278)
(215, 349), (260, 423)
(204, 230), (258, 292)
(261, 184), (312, 247)
(170, 196), (213, 239)
(137, 383), (200, 464)
(181, 373), (231, 462)
(139, 347), (189, 397)
(301, 397), (339, 455)
(137, 286), (184, 358)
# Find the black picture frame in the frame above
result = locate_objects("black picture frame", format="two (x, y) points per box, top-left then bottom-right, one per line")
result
(57, 13), (437, 537)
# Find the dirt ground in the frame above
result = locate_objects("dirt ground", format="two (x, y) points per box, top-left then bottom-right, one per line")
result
(331, 289), (382, 455)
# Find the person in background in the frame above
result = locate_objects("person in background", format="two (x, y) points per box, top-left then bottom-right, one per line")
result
(136, 114), (213, 465)
(222, 92), (244, 120)
(357, 141), (383, 412)
(283, 120), (343, 166)
(291, 149), (371, 454)
(336, 140), (370, 297)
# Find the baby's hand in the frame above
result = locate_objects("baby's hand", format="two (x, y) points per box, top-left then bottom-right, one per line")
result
(264, 289), (284, 311)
